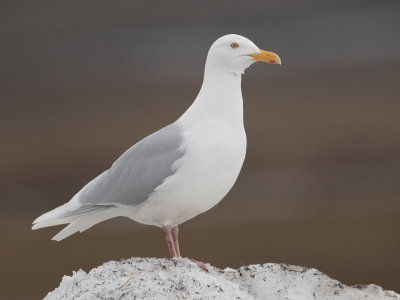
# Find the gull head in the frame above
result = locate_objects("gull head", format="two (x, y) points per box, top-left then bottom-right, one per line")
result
(206, 34), (281, 75)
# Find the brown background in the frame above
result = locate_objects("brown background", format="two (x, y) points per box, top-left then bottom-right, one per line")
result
(1, 0), (400, 299)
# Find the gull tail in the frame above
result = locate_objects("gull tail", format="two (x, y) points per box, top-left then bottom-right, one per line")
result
(32, 202), (116, 241)
(50, 217), (102, 242)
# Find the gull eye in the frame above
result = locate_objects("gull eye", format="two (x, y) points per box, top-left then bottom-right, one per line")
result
(230, 42), (239, 49)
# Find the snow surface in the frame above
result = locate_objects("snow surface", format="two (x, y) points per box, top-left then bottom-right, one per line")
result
(45, 257), (399, 300)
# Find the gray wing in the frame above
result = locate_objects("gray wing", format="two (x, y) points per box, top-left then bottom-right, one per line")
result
(77, 122), (184, 208)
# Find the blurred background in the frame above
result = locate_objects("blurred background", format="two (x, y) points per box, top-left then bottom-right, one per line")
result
(1, 0), (400, 298)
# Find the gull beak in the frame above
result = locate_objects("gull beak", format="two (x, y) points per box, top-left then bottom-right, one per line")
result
(248, 49), (281, 65)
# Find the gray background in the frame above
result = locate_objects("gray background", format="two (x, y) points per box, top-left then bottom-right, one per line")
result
(1, 0), (400, 298)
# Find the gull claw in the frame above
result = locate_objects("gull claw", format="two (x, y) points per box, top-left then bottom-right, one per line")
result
(190, 259), (208, 272)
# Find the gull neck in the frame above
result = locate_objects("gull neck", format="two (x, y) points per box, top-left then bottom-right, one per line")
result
(179, 64), (244, 126)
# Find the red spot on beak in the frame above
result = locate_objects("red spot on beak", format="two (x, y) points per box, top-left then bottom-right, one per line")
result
(269, 59), (276, 64)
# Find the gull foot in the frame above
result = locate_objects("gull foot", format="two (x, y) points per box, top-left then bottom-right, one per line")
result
(190, 259), (208, 272)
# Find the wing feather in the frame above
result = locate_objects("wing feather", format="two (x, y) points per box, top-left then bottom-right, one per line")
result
(78, 122), (185, 207)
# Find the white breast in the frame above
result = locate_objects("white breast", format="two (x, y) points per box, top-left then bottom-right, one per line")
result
(129, 92), (247, 227)
(129, 118), (246, 227)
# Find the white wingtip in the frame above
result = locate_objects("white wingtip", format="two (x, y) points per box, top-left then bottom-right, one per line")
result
(31, 223), (40, 230)
(31, 201), (76, 230)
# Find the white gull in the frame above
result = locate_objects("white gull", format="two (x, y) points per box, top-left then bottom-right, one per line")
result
(32, 34), (281, 270)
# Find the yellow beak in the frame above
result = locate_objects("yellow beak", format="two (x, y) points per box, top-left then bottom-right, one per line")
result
(248, 49), (281, 65)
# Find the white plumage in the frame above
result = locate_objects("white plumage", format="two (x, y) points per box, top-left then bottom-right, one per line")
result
(32, 34), (281, 260)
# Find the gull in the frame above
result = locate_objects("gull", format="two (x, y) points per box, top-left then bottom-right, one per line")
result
(32, 34), (281, 270)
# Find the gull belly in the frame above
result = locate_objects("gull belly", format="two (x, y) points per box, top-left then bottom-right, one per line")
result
(130, 118), (246, 227)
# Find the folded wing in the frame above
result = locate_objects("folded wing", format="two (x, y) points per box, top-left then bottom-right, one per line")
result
(32, 122), (185, 240)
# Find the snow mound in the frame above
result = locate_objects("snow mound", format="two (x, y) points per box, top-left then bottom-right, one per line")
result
(45, 257), (399, 300)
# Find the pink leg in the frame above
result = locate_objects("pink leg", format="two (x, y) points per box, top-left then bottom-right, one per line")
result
(171, 226), (181, 257)
(162, 225), (208, 271)
(162, 225), (177, 258)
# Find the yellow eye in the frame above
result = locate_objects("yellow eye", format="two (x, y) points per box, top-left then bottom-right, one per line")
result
(230, 42), (239, 49)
